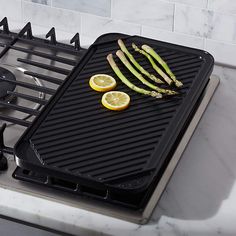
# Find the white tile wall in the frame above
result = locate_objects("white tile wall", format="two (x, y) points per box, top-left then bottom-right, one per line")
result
(0, 0), (236, 66)
(52, 0), (111, 17)
(0, 0), (22, 22)
(166, 0), (207, 8)
(142, 26), (205, 49)
(22, 2), (81, 33)
(205, 39), (236, 66)
(24, 0), (51, 5)
(208, 0), (236, 15)
(81, 13), (141, 40)
(175, 4), (236, 44)
(112, 0), (174, 30)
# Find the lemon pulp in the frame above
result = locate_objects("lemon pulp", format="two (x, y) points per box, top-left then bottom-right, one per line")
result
(102, 91), (130, 111)
(89, 74), (116, 92)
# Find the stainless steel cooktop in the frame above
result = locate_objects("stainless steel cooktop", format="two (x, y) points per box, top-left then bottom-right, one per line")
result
(0, 18), (219, 231)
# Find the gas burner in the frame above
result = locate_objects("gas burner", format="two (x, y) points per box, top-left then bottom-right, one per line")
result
(0, 67), (16, 104)
(0, 64), (45, 126)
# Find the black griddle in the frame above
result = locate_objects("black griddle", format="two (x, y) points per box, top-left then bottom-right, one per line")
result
(14, 33), (214, 209)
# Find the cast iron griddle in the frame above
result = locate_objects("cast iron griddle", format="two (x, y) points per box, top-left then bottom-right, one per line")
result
(14, 33), (214, 195)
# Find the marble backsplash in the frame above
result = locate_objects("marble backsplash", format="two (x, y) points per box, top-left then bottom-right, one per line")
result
(0, 0), (236, 66)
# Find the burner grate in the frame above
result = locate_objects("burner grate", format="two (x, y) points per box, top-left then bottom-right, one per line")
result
(0, 17), (86, 156)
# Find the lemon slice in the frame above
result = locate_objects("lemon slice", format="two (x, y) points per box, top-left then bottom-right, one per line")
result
(89, 74), (116, 92)
(102, 91), (130, 111)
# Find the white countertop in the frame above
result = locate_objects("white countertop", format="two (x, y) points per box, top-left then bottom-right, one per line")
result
(1, 25), (236, 236)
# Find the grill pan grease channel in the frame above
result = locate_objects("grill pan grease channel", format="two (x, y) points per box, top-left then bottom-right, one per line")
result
(14, 34), (214, 197)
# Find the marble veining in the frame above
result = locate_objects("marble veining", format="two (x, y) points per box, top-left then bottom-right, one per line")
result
(142, 26), (204, 49)
(22, 2), (81, 33)
(81, 13), (141, 40)
(0, 0), (236, 66)
(0, 0), (22, 22)
(24, 0), (51, 5)
(52, 0), (111, 17)
(208, 0), (236, 15)
(174, 4), (236, 44)
(205, 39), (236, 65)
(0, 218), (56, 236)
(166, 0), (207, 8)
(112, 0), (174, 30)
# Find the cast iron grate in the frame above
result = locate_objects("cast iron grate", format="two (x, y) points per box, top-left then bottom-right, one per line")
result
(0, 17), (86, 156)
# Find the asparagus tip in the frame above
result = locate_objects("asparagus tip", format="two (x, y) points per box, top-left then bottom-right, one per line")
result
(107, 53), (113, 61)
(132, 43), (137, 49)
(175, 80), (183, 87)
(150, 91), (162, 99)
(141, 44), (150, 51)
(118, 39), (124, 46)
(166, 90), (179, 95)
(132, 43), (141, 53)
(116, 50), (124, 57)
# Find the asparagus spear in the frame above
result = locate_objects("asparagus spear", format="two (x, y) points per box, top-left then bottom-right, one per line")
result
(116, 50), (177, 95)
(132, 43), (173, 86)
(142, 44), (183, 87)
(107, 54), (162, 98)
(118, 39), (164, 84)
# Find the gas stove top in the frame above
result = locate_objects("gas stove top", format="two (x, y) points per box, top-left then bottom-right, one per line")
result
(0, 17), (85, 161)
(0, 17), (220, 227)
